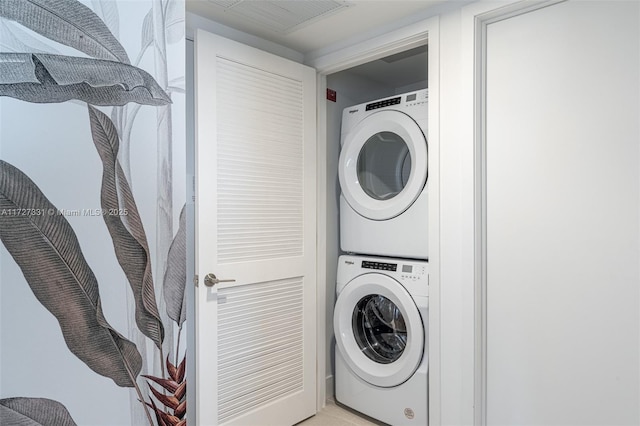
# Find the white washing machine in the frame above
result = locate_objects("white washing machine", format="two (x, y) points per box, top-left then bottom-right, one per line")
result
(334, 254), (428, 425)
(339, 89), (429, 260)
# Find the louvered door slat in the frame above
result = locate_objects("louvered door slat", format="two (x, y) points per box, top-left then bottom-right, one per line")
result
(216, 57), (305, 264)
(217, 278), (304, 423)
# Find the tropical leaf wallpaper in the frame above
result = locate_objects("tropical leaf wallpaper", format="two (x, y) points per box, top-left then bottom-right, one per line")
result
(0, 1), (186, 425)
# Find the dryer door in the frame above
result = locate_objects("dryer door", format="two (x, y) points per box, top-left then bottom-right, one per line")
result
(339, 110), (428, 220)
(334, 273), (425, 388)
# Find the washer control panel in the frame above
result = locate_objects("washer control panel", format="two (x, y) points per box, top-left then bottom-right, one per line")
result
(399, 262), (427, 282)
(339, 255), (429, 296)
(362, 260), (397, 271)
(360, 259), (427, 283)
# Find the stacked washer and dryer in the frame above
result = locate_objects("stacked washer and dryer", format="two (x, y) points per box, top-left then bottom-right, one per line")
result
(334, 89), (429, 425)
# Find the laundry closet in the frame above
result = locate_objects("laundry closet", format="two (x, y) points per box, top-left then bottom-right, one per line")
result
(322, 44), (429, 401)
(187, 1), (440, 418)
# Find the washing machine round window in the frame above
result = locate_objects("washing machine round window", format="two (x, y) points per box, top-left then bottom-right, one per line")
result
(339, 110), (427, 220)
(356, 132), (411, 201)
(352, 294), (407, 364)
(334, 273), (424, 388)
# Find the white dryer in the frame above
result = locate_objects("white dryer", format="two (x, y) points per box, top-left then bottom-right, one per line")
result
(334, 255), (428, 425)
(339, 89), (429, 260)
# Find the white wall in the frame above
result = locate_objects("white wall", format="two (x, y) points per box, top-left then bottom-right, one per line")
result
(484, 1), (639, 423)
(438, 6), (477, 425)
(439, 0), (640, 424)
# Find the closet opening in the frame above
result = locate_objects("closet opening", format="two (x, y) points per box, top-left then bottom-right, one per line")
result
(322, 42), (430, 403)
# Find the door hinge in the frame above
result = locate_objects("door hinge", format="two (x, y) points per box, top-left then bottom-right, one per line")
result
(193, 274), (199, 287)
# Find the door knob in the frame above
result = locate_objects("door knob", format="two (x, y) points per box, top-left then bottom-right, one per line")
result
(204, 273), (236, 287)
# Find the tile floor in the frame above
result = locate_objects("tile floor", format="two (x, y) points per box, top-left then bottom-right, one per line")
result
(296, 399), (387, 426)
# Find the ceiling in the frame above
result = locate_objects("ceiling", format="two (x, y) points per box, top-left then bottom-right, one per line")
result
(186, 0), (447, 55)
(344, 45), (428, 87)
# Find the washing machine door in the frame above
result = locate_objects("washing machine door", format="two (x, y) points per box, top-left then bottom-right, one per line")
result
(339, 110), (428, 220)
(334, 273), (424, 388)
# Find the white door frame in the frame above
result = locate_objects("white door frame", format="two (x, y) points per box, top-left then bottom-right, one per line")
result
(460, 1), (567, 424)
(308, 15), (441, 424)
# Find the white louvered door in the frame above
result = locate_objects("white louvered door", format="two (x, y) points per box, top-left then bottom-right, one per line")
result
(194, 30), (317, 426)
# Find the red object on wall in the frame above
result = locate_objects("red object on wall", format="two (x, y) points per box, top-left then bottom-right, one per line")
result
(326, 88), (337, 102)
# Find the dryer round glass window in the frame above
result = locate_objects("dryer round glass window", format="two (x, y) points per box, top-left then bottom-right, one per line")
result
(357, 132), (411, 201)
(339, 110), (428, 220)
(352, 294), (407, 364)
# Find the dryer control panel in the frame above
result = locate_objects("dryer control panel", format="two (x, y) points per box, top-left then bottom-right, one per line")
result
(365, 96), (401, 111)
(363, 90), (429, 112)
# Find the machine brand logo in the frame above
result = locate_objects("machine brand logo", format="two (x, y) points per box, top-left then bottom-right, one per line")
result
(348, 108), (359, 114)
(344, 260), (354, 265)
(404, 408), (415, 419)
